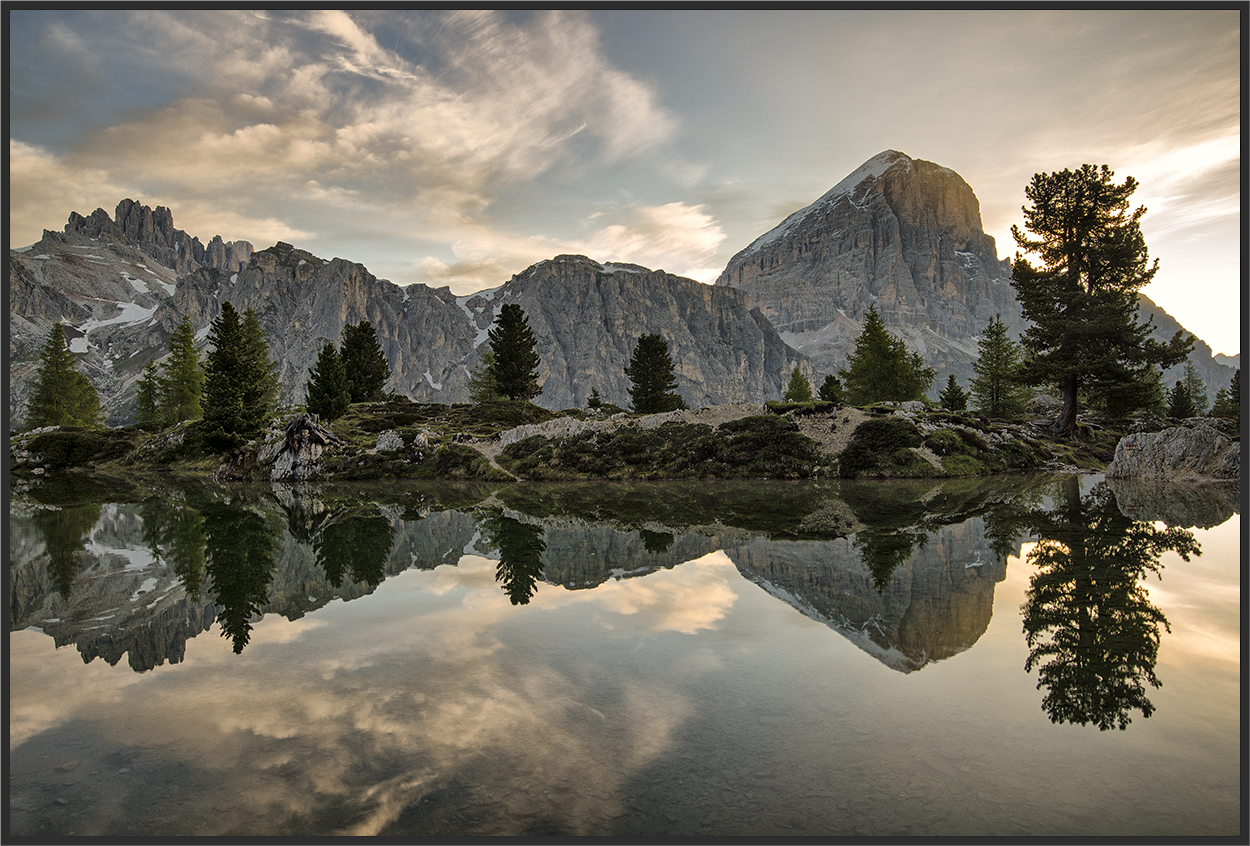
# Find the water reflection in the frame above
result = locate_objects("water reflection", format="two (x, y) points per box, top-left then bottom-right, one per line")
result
(203, 505), (278, 653)
(1018, 477), (1200, 730)
(7, 475), (1223, 705)
(485, 514), (547, 605)
(31, 503), (102, 599)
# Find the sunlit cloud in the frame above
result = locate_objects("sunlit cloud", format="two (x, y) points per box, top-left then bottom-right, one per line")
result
(416, 201), (727, 292)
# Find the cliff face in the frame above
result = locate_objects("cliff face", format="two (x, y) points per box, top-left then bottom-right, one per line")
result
(10, 234), (811, 425)
(715, 151), (1022, 384)
(479, 255), (811, 409)
(64, 199), (253, 276)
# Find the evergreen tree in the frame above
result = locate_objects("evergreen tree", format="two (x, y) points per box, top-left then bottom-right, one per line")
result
(818, 373), (844, 404)
(202, 302), (246, 449)
(136, 360), (164, 425)
(839, 306), (935, 405)
(203, 303), (280, 449)
(340, 321), (390, 403)
(587, 387), (603, 409)
(161, 314), (205, 423)
(625, 333), (685, 413)
(304, 342), (350, 421)
(1010, 164), (1192, 437)
(1166, 380), (1197, 420)
(487, 304), (542, 401)
(1180, 361), (1208, 417)
(783, 367), (813, 402)
(938, 374), (968, 412)
(970, 314), (1030, 419)
(467, 351), (504, 403)
(239, 307), (282, 433)
(26, 323), (103, 428)
(1209, 368), (1240, 423)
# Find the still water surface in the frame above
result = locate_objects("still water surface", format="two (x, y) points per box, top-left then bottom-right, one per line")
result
(8, 475), (1241, 837)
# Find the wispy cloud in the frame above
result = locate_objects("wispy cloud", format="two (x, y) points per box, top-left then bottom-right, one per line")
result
(9, 10), (680, 280)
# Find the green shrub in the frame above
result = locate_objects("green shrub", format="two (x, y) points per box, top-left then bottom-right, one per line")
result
(24, 428), (139, 470)
(837, 417), (923, 478)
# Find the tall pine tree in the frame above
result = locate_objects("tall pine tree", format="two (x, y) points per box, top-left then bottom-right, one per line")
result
(161, 314), (205, 423)
(26, 323), (103, 428)
(970, 315), (1030, 419)
(1010, 164), (1192, 436)
(202, 303), (280, 449)
(304, 342), (350, 421)
(625, 333), (685, 413)
(340, 321), (390, 403)
(839, 306), (934, 405)
(488, 304), (541, 401)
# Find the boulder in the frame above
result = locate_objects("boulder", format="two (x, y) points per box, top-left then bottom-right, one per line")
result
(1105, 420), (1240, 481)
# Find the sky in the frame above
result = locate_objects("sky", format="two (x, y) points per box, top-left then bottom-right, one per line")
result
(8, 9), (1242, 355)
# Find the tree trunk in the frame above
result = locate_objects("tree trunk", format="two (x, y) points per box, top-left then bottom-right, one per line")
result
(1054, 376), (1078, 438)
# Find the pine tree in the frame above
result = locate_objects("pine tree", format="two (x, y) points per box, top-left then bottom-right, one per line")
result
(970, 315), (1030, 419)
(1180, 361), (1208, 416)
(160, 314), (205, 423)
(1209, 368), (1240, 423)
(26, 323), (103, 428)
(587, 387), (603, 409)
(839, 306), (935, 405)
(202, 302), (246, 449)
(304, 342), (350, 421)
(625, 333), (685, 414)
(939, 375), (969, 412)
(467, 351), (504, 403)
(136, 360), (165, 425)
(1010, 164), (1193, 436)
(239, 307), (282, 434)
(818, 374), (844, 404)
(202, 303), (280, 449)
(784, 367), (813, 402)
(488, 304), (541, 401)
(1167, 380), (1196, 420)
(340, 321), (390, 403)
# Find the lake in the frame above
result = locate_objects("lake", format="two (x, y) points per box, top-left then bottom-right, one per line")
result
(7, 474), (1241, 838)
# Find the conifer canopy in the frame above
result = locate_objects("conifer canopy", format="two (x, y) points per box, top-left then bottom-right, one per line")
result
(1010, 164), (1192, 436)
(625, 333), (685, 414)
(488, 304), (542, 401)
(838, 306), (934, 405)
(26, 323), (103, 428)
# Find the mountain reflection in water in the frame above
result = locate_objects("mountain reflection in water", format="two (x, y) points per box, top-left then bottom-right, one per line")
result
(8, 475), (1233, 731)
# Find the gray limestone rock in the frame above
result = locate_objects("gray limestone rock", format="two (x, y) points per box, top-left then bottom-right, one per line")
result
(1105, 420), (1241, 481)
(715, 150), (1022, 384)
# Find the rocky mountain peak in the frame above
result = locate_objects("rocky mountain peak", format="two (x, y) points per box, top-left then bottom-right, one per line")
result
(715, 150), (1020, 385)
(62, 199), (254, 275)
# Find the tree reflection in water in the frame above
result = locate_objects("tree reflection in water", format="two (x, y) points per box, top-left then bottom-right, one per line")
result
(203, 506), (278, 653)
(32, 504), (102, 599)
(1020, 477), (1200, 730)
(314, 510), (396, 588)
(141, 499), (208, 596)
(485, 514), (547, 605)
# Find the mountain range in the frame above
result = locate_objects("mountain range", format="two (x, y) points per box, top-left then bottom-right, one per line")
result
(7, 151), (1236, 428)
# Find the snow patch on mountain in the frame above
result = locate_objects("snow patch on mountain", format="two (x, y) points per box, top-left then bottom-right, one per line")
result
(744, 151), (906, 254)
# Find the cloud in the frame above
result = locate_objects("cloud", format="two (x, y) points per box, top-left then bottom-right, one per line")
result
(417, 200), (727, 292)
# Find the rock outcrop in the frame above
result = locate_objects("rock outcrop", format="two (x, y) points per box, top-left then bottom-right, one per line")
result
(1105, 420), (1241, 481)
(63, 199), (253, 275)
(715, 150), (1022, 384)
